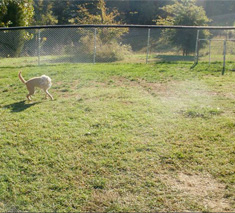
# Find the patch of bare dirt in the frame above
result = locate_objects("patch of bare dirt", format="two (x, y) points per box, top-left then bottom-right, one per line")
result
(82, 190), (119, 211)
(111, 76), (211, 98)
(111, 76), (136, 87)
(161, 172), (231, 211)
(137, 79), (176, 97)
(82, 190), (143, 212)
(71, 79), (80, 90)
(111, 76), (173, 97)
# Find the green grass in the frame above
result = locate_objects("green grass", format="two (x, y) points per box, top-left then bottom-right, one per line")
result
(0, 61), (235, 212)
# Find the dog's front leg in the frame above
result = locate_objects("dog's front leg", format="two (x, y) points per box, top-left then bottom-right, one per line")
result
(44, 89), (53, 100)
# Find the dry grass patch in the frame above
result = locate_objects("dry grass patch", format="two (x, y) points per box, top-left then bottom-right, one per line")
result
(82, 190), (143, 212)
(161, 172), (231, 211)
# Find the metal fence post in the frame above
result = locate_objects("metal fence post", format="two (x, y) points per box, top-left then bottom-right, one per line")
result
(37, 29), (41, 66)
(222, 39), (227, 75)
(93, 28), (97, 64)
(194, 30), (200, 65)
(209, 39), (211, 66)
(146, 28), (151, 64)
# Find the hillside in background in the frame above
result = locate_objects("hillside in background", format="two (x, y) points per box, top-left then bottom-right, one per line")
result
(31, 0), (235, 26)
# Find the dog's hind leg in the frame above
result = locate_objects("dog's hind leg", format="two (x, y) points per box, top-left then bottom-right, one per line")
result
(27, 92), (34, 101)
(26, 86), (35, 101)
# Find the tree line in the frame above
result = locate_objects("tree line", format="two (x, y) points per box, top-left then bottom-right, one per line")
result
(1, 0), (234, 27)
(0, 0), (234, 58)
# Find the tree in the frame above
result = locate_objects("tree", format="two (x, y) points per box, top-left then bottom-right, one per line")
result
(67, 0), (131, 62)
(156, 0), (210, 56)
(69, 0), (128, 43)
(0, 0), (34, 27)
(0, 0), (34, 57)
(33, 0), (57, 25)
(52, 0), (76, 25)
(114, 0), (168, 25)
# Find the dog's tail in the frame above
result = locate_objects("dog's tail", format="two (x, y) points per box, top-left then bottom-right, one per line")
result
(18, 71), (26, 84)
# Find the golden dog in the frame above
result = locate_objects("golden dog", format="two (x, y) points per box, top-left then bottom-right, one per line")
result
(18, 71), (53, 101)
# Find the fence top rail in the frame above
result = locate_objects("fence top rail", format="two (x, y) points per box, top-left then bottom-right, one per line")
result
(199, 39), (233, 41)
(199, 39), (235, 41)
(0, 24), (235, 31)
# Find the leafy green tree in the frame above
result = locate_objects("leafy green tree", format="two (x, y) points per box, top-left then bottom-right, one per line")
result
(0, 0), (34, 57)
(0, 0), (34, 27)
(69, 0), (128, 43)
(156, 0), (210, 56)
(67, 0), (131, 62)
(52, 0), (75, 25)
(33, 0), (57, 25)
(121, 0), (168, 25)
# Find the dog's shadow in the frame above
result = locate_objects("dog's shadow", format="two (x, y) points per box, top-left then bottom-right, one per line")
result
(4, 100), (41, 112)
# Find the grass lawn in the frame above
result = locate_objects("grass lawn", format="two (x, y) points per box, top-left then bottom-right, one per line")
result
(0, 61), (235, 212)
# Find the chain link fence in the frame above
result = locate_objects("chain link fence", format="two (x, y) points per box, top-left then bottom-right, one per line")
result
(0, 25), (235, 70)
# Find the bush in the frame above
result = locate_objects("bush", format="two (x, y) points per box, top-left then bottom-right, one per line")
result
(65, 35), (132, 62)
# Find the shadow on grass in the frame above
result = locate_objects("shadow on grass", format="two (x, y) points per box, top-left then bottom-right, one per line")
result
(40, 55), (118, 64)
(41, 55), (93, 64)
(155, 55), (194, 62)
(0, 64), (60, 69)
(4, 100), (41, 112)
